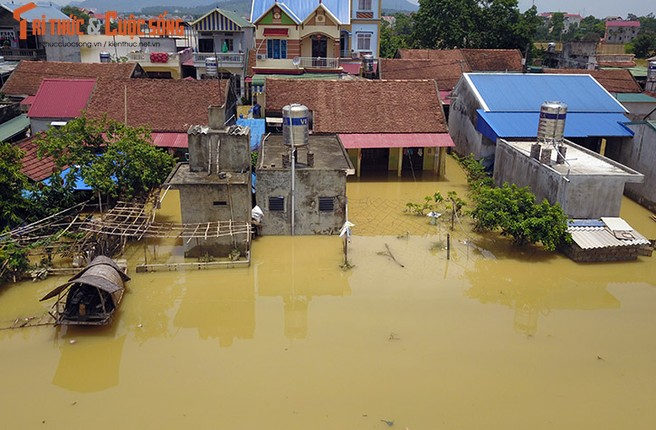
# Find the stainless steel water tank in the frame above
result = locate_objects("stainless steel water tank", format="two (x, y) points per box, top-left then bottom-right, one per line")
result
(282, 104), (309, 147)
(537, 101), (567, 144)
(205, 57), (218, 76)
(99, 52), (111, 63)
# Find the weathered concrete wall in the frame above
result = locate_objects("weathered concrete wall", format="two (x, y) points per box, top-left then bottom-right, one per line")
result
(494, 140), (631, 218)
(188, 126), (251, 173)
(177, 182), (251, 257)
(0, 103), (20, 124)
(448, 79), (495, 160)
(42, 27), (81, 62)
(30, 118), (50, 134)
(257, 168), (347, 236)
(614, 122), (656, 212)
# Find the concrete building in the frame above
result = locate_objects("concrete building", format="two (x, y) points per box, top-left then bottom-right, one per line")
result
(610, 121), (656, 212)
(493, 139), (643, 218)
(165, 107), (253, 258)
(256, 134), (353, 236)
(449, 73), (634, 164)
(613, 93), (656, 121)
(604, 20), (640, 44)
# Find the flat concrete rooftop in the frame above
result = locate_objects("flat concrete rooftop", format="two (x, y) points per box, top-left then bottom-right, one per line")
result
(165, 163), (249, 186)
(503, 140), (643, 178)
(259, 134), (353, 172)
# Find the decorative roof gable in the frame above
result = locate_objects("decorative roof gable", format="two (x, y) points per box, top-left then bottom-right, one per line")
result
(255, 3), (301, 25)
(251, 0), (350, 25)
(191, 8), (254, 32)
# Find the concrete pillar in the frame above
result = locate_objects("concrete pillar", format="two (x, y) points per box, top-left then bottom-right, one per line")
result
(357, 148), (362, 177)
(530, 144), (541, 160)
(557, 145), (567, 164)
(397, 147), (403, 177)
(438, 147), (447, 176)
(600, 138), (607, 156)
(540, 148), (552, 165)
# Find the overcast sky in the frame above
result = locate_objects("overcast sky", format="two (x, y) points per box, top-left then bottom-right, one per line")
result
(517, 0), (653, 19)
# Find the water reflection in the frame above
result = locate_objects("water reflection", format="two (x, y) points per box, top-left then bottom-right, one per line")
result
(256, 236), (351, 339)
(53, 325), (125, 393)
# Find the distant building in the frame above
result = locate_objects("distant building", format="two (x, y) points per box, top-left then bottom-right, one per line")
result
(604, 20), (640, 44)
(539, 12), (583, 32)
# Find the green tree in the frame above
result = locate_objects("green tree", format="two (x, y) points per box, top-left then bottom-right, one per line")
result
(629, 33), (656, 57)
(380, 14), (416, 58)
(35, 117), (176, 203)
(412, 0), (537, 50)
(471, 183), (570, 251)
(0, 142), (31, 229)
(548, 12), (565, 40)
(61, 6), (90, 33)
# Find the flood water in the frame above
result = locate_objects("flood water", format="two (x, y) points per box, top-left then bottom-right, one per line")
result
(1, 157), (655, 429)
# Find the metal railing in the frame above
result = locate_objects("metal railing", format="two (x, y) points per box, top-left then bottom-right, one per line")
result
(193, 52), (245, 66)
(0, 47), (46, 61)
(296, 57), (340, 69)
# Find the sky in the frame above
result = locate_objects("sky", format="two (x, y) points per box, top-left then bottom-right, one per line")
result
(517, 0), (653, 18)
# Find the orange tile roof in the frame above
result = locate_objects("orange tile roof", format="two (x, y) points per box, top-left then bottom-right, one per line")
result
(17, 137), (59, 182)
(1, 61), (143, 97)
(379, 58), (471, 91)
(544, 68), (642, 93)
(265, 79), (447, 133)
(460, 49), (523, 72)
(397, 48), (523, 72)
(85, 79), (226, 132)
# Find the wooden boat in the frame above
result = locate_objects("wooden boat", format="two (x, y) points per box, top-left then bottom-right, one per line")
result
(40, 256), (130, 326)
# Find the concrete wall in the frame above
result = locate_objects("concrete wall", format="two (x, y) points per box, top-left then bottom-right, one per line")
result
(257, 168), (347, 235)
(614, 122), (656, 212)
(30, 118), (51, 134)
(621, 102), (656, 121)
(42, 26), (81, 62)
(494, 140), (631, 218)
(178, 182), (252, 257)
(448, 79), (495, 160)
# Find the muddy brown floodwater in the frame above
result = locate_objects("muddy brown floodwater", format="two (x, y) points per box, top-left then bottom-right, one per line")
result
(1, 157), (655, 429)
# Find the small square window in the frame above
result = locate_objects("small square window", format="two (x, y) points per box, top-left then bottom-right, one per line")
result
(213, 201), (228, 207)
(269, 196), (285, 211)
(318, 197), (335, 212)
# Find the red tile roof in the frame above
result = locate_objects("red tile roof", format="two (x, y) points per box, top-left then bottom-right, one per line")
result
(544, 68), (642, 93)
(379, 58), (471, 91)
(460, 49), (523, 72)
(151, 132), (188, 148)
(339, 133), (454, 148)
(1, 61), (143, 97)
(397, 48), (523, 72)
(17, 137), (59, 182)
(28, 79), (96, 119)
(265, 79), (447, 133)
(606, 21), (640, 27)
(85, 79), (226, 132)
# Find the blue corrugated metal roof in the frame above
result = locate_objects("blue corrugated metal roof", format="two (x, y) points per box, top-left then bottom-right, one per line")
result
(476, 110), (634, 141)
(466, 73), (627, 113)
(250, 0), (350, 25)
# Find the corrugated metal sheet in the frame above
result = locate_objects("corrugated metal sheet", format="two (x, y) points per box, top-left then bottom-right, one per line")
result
(251, 0), (350, 25)
(192, 9), (246, 31)
(339, 133), (454, 149)
(466, 73), (627, 113)
(569, 226), (650, 250)
(150, 133), (188, 149)
(28, 79), (96, 119)
(2, 3), (69, 21)
(0, 114), (29, 142)
(476, 110), (633, 141)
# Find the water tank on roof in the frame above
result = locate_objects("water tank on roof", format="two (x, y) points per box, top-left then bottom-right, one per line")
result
(99, 52), (111, 63)
(362, 54), (375, 74)
(205, 57), (218, 77)
(537, 101), (567, 145)
(282, 104), (309, 147)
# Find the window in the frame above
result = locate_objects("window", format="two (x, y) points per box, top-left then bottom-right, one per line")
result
(198, 38), (214, 53)
(356, 33), (372, 51)
(318, 197), (335, 212)
(269, 196), (285, 211)
(221, 38), (233, 52)
(213, 201), (228, 207)
(358, 0), (372, 11)
(267, 39), (287, 59)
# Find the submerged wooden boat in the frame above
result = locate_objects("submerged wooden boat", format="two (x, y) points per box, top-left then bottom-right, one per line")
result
(40, 256), (130, 326)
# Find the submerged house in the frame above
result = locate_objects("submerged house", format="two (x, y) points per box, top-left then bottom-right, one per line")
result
(264, 79), (454, 177)
(449, 73), (635, 162)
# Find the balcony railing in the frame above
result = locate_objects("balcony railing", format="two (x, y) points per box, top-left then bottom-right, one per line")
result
(296, 57), (340, 69)
(194, 52), (245, 67)
(0, 47), (46, 61)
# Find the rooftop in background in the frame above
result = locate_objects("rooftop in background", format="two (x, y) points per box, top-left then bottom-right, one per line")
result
(250, 0), (349, 24)
(265, 79), (447, 134)
(544, 68), (642, 93)
(605, 20), (640, 27)
(17, 137), (58, 182)
(28, 79), (96, 119)
(378, 58), (471, 91)
(85, 79), (225, 132)
(191, 7), (254, 30)
(464, 73), (627, 113)
(1, 61), (144, 97)
(612, 93), (656, 103)
(0, 2), (68, 21)
(396, 48), (523, 72)
(260, 134), (352, 171)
